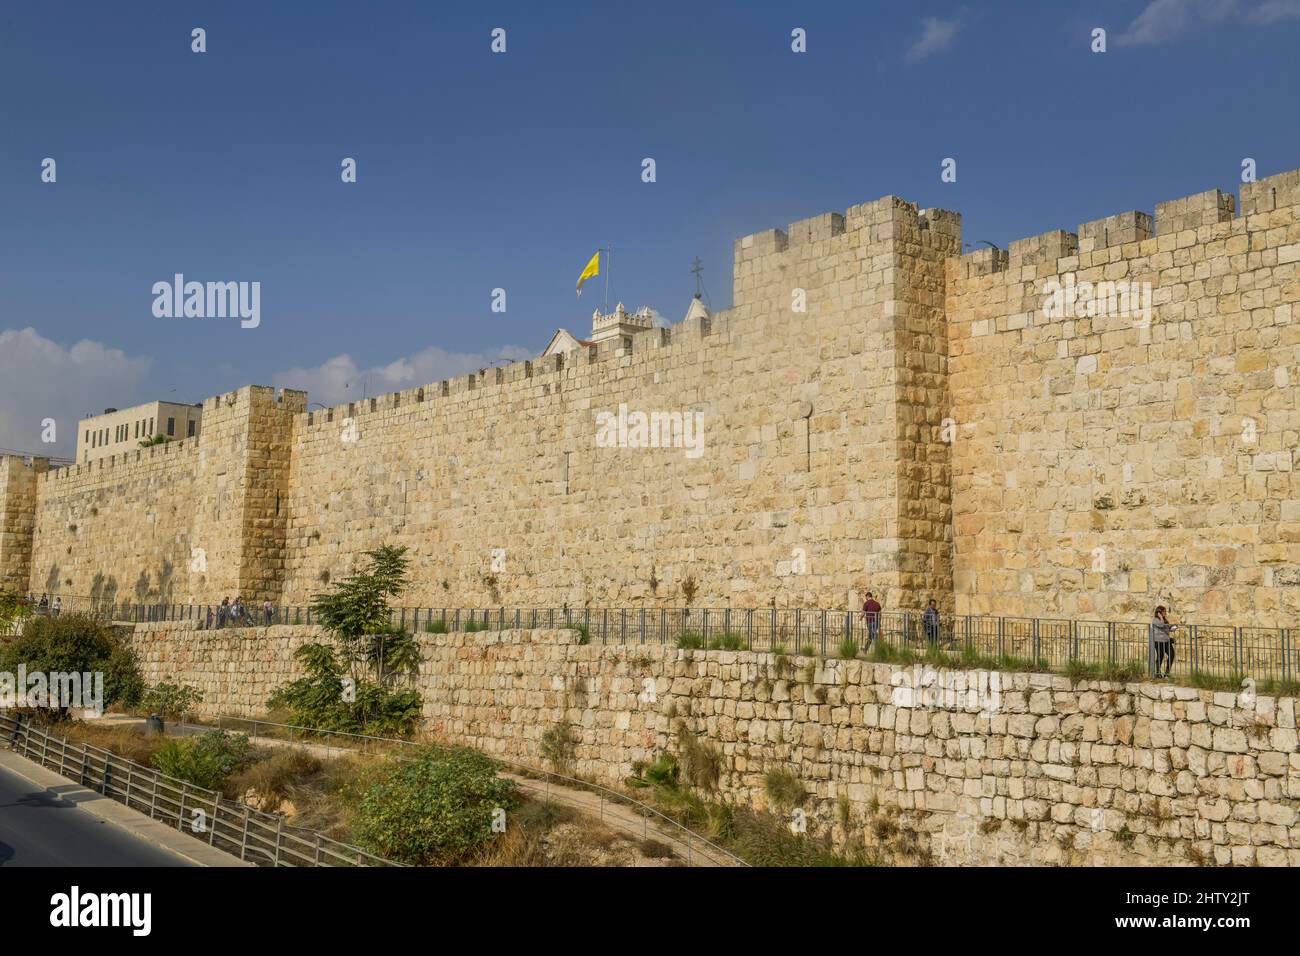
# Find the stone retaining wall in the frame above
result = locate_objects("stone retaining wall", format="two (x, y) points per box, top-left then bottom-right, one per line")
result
(126, 622), (1300, 866)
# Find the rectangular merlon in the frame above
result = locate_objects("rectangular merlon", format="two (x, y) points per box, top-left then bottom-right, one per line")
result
(1078, 211), (1153, 252)
(1154, 188), (1234, 235)
(956, 246), (1008, 279)
(1240, 168), (1300, 216)
(844, 195), (915, 232)
(735, 227), (789, 260)
(786, 212), (845, 246)
(1008, 230), (1078, 268)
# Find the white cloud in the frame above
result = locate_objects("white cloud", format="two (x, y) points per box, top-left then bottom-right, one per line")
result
(1117, 0), (1296, 46)
(1247, 0), (1300, 22)
(273, 342), (534, 408)
(906, 16), (963, 62)
(0, 327), (152, 459)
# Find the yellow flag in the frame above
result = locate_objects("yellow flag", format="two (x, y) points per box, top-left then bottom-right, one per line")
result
(576, 250), (600, 296)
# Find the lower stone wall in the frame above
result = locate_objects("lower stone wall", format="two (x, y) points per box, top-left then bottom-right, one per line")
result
(125, 623), (1300, 866)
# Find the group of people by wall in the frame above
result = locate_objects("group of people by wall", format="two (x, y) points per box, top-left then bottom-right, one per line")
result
(859, 593), (1181, 679)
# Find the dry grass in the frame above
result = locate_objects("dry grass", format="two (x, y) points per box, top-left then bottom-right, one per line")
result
(57, 722), (166, 766)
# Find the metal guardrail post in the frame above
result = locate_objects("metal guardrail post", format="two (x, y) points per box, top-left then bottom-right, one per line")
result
(1233, 626), (1242, 675)
(1032, 618), (1040, 662)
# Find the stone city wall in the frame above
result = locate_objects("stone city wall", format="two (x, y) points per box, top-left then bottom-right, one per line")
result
(3, 168), (1300, 625)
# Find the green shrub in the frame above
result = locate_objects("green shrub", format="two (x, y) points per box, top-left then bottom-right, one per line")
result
(354, 745), (517, 865)
(0, 612), (143, 717)
(268, 642), (422, 737)
(141, 681), (203, 720)
(677, 727), (722, 791)
(423, 618), (448, 634)
(707, 632), (746, 651)
(540, 723), (577, 772)
(763, 767), (808, 810)
(152, 730), (252, 792)
(675, 632), (704, 650)
(565, 623), (592, 645)
(838, 638), (859, 660)
(799, 644), (816, 657)
(627, 753), (679, 789)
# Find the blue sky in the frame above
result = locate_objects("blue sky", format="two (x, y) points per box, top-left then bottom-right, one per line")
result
(2, 0), (1299, 456)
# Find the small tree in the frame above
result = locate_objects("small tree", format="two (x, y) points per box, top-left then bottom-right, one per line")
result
(269, 545), (422, 736)
(141, 681), (204, 721)
(310, 545), (418, 685)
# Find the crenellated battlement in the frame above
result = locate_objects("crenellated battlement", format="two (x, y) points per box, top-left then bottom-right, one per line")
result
(949, 166), (1300, 282)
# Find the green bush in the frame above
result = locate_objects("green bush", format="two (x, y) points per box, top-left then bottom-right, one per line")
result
(268, 642), (422, 737)
(0, 612), (143, 717)
(152, 730), (252, 792)
(141, 681), (204, 720)
(627, 753), (679, 789)
(423, 618), (448, 634)
(837, 638), (859, 660)
(565, 623), (592, 645)
(354, 745), (517, 865)
(675, 632), (704, 650)
(707, 632), (746, 651)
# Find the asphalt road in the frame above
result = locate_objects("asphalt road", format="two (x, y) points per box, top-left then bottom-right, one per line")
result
(0, 763), (192, 867)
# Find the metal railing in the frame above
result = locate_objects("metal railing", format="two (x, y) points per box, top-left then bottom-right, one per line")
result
(0, 711), (401, 867)
(18, 596), (1300, 686)
(179, 714), (747, 868)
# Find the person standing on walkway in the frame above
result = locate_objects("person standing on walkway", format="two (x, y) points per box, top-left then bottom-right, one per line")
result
(217, 596), (230, 628)
(861, 592), (882, 647)
(51, 596), (61, 617)
(1150, 605), (1177, 678)
(923, 599), (941, 645)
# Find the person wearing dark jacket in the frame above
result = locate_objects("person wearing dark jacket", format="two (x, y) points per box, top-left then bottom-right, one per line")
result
(1150, 605), (1177, 678)
(923, 599), (941, 644)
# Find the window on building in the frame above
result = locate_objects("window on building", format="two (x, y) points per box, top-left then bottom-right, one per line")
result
(167, 417), (175, 436)
(149, 417), (154, 436)
(187, 420), (196, 438)
(84, 430), (89, 445)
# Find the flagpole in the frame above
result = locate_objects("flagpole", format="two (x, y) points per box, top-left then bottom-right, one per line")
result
(604, 244), (611, 311)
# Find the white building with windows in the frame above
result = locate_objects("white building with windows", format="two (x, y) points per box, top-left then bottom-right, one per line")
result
(75, 401), (203, 465)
